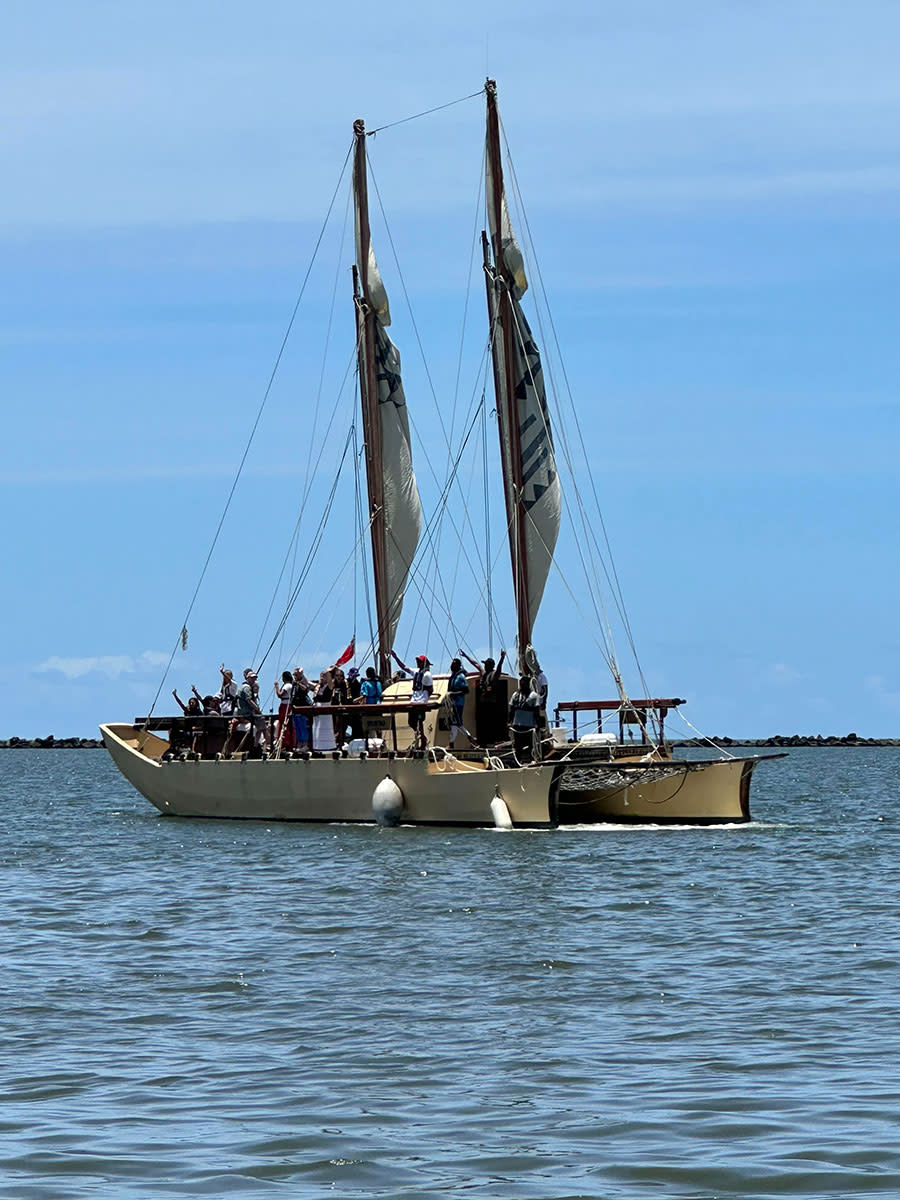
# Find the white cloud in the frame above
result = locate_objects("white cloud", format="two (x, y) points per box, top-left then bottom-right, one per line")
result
(35, 650), (169, 679)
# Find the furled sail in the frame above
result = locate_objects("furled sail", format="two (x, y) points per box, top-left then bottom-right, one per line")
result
(353, 122), (422, 670)
(483, 82), (561, 664)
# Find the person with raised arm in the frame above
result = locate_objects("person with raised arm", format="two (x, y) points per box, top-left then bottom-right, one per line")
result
(446, 658), (471, 750)
(393, 651), (433, 751)
(191, 685), (220, 714)
(459, 649), (508, 746)
(216, 665), (239, 716)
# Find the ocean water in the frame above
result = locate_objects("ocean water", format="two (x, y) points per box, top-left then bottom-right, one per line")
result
(2, 747), (899, 1199)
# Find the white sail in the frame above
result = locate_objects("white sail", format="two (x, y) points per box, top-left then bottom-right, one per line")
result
(369, 314), (422, 650)
(353, 209), (422, 654)
(485, 136), (562, 649)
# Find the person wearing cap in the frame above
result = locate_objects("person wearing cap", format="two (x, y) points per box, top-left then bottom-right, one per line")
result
(446, 657), (470, 750)
(232, 668), (267, 753)
(216, 665), (238, 716)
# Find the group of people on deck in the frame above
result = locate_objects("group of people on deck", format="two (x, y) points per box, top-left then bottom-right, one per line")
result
(172, 652), (548, 759)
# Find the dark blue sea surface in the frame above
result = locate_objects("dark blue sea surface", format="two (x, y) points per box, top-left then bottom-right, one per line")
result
(2, 747), (899, 1198)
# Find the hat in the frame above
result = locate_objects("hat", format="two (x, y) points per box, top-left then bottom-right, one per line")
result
(347, 667), (359, 678)
(416, 654), (431, 666)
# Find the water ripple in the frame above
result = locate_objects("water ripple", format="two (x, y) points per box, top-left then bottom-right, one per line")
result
(2, 748), (900, 1197)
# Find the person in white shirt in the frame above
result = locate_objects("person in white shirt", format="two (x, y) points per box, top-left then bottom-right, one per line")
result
(393, 651), (433, 750)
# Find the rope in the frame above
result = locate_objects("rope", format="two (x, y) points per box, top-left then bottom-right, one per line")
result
(366, 89), (483, 136)
(501, 129), (652, 700)
(367, 157), (497, 637)
(255, 421), (356, 672)
(251, 339), (360, 664)
(146, 144), (353, 720)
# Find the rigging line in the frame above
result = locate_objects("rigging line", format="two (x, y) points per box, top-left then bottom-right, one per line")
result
(384, 396), (489, 658)
(368, 152), (499, 576)
(672, 710), (737, 760)
(256, 422), (356, 673)
(285, 551), (359, 673)
(266, 178), (354, 669)
(353, 415), (377, 660)
(455, 507), (517, 654)
(499, 322), (620, 680)
(259, 421), (355, 668)
(451, 142), (488, 449)
(406, 337), (493, 640)
(365, 160), (487, 637)
(299, 179), (354, 526)
(403, 341), (498, 645)
(146, 143), (354, 720)
(366, 88), (484, 135)
(283, 504), (377, 669)
(420, 147), (487, 649)
(489, 249), (616, 661)
(492, 179), (630, 692)
(251, 339), (361, 663)
(406, 337), (509, 619)
(502, 291), (619, 669)
(441, 412), (483, 645)
(481, 389), (494, 658)
(500, 133), (648, 690)
(366, 157), (449, 448)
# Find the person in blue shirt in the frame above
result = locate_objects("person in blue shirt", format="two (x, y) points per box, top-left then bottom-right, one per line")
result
(446, 658), (470, 750)
(360, 667), (382, 704)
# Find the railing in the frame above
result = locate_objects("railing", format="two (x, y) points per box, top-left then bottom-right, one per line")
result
(553, 698), (685, 744)
(134, 702), (444, 758)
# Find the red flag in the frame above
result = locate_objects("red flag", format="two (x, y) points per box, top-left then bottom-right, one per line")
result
(334, 637), (355, 667)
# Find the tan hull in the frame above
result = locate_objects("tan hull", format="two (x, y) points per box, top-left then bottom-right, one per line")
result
(556, 756), (758, 824)
(101, 724), (557, 826)
(102, 725), (765, 827)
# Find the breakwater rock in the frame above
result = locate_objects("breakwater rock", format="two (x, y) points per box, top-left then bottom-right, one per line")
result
(674, 734), (900, 748)
(0, 736), (103, 749)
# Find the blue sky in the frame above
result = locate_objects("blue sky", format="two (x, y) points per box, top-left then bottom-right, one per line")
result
(3, 0), (899, 738)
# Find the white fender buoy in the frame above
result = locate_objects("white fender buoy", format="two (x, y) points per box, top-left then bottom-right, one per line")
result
(491, 792), (513, 830)
(372, 775), (404, 827)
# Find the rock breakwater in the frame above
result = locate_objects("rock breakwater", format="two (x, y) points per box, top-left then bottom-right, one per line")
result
(0, 736), (103, 749)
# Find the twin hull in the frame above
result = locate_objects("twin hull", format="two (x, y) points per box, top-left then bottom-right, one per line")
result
(102, 723), (759, 826)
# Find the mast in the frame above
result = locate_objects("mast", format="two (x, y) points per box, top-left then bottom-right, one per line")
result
(353, 118), (391, 683)
(483, 79), (533, 674)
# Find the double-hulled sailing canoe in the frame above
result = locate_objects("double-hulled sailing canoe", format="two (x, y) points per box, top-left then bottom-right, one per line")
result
(102, 81), (777, 827)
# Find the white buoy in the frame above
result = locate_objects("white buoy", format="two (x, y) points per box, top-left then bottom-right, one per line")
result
(372, 775), (404, 827)
(490, 793), (513, 830)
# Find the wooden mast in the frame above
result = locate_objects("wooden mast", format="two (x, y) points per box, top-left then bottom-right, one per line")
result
(483, 78), (533, 675)
(352, 118), (391, 684)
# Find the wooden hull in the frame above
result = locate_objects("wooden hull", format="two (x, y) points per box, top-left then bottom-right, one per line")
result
(102, 724), (766, 827)
(556, 756), (759, 824)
